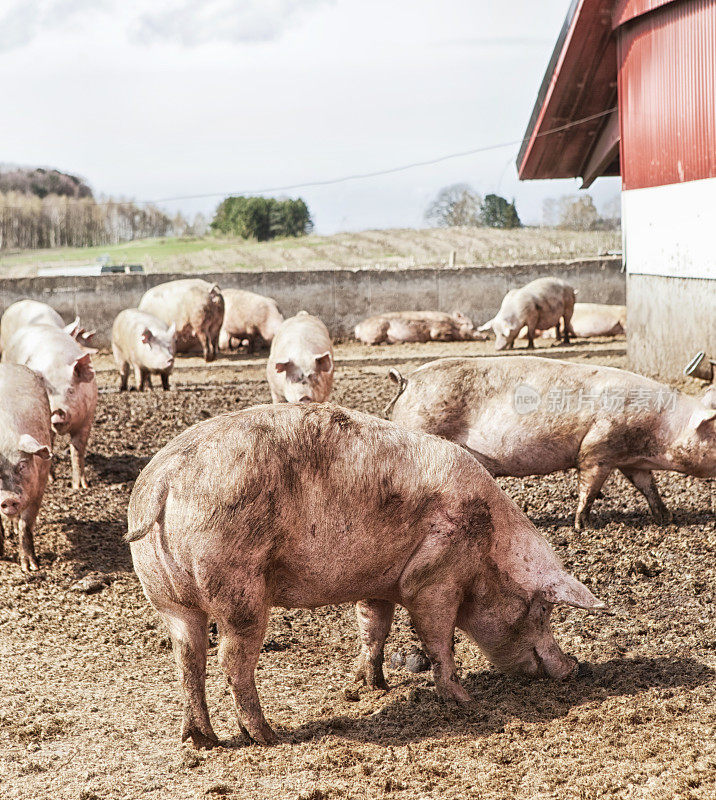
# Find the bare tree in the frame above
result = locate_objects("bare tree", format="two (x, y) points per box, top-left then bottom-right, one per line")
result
(425, 184), (482, 227)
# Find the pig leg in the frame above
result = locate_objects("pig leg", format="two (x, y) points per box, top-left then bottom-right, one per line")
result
(575, 464), (612, 531)
(118, 360), (130, 391)
(133, 365), (144, 391)
(619, 468), (673, 523)
(196, 331), (212, 362)
(0, 513), (6, 559)
(70, 426), (91, 490)
(18, 499), (41, 572)
(354, 599), (395, 689)
(406, 589), (471, 703)
(140, 371), (153, 391)
(163, 606), (218, 749)
(161, 372), (171, 391)
(217, 605), (277, 745)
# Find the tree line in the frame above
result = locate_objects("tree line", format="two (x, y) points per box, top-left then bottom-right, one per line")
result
(210, 196), (313, 241)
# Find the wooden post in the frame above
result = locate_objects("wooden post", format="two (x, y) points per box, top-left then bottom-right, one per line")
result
(448, 250), (456, 268)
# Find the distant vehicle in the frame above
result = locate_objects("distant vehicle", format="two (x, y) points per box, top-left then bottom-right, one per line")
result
(37, 256), (144, 278)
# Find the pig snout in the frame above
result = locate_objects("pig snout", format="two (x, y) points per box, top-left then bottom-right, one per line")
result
(0, 492), (23, 517)
(51, 408), (70, 432)
(299, 395), (313, 403)
(512, 642), (578, 681)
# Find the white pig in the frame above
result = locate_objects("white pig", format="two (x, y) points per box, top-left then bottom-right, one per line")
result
(218, 289), (284, 353)
(267, 311), (333, 403)
(0, 364), (52, 571)
(0, 299), (95, 352)
(112, 309), (176, 391)
(479, 278), (576, 350)
(2, 324), (97, 490)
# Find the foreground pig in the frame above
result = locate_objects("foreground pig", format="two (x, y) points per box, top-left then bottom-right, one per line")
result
(533, 303), (626, 339)
(479, 277), (576, 350)
(267, 311), (333, 403)
(355, 310), (478, 345)
(389, 357), (716, 530)
(127, 403), (604, 748)
(112, 309), (176, 391)
(138, 279), (224, 362)
(218, 289), (284, 353)
(0, 299), (95, 352)
(2, 325), (97, 490)
(0, 364), (52, 571)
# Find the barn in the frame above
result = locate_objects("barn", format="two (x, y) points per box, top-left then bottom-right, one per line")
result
(517, 0), (716, 381)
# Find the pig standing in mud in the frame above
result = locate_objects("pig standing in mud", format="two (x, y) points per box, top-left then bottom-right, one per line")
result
(267, 311), (333, 403)
(2, 324), (97, 490)
(355, 310), (479, 345)
(138, 279), (224, 362)
(0, 364), (52, 571)
(388, 357), (716, 530)
(0, 299), (95, 352)
(479, 277), (576, 350)
(112, 309), (176, 391)
(218, 289), (284, 353)
(127, 403), (604, 748)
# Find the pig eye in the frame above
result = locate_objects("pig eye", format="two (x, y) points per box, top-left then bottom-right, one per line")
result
(16, 459), (30, 473)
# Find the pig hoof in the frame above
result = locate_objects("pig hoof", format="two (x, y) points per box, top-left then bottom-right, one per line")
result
(437, 685), (472, 705)
(20, 557), (39, 572)
(182, 728), (219, 750)
(248, 726), (278, 746)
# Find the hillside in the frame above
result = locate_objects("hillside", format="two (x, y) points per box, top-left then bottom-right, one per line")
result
(0, 227), (621, 278)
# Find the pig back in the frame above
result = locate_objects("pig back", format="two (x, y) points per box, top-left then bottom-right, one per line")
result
(0, 363), (52, 448)
(139, 279), (224, 336)
(1, 300), (65, 353)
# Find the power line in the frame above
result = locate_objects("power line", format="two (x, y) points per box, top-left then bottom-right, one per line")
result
(2, 107), (617, 210)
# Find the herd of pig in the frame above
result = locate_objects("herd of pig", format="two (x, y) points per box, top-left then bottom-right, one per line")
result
(0, 274), (714, 749)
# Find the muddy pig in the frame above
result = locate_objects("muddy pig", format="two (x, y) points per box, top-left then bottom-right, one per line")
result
(0, 364), (52, 571)
(138, 279), (224, 362)
(267, 311), (333, 403)
(389, 356), (716, 530)
(479, 277), (576, 350)
(218, 289), (284, 353)
(355, 310), (478, 345)
(2, 324), (97, 490)
(112, 309), (176, 391)
(127, 403), (604, 748)
(1, 299), (95, 352)
(533, 303), (625, 339)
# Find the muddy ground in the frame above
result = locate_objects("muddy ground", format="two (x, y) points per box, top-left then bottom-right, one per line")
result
(0, 337), (714, 800)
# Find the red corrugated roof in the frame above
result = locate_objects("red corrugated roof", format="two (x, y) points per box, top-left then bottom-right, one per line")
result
(612, 0), (680, 28)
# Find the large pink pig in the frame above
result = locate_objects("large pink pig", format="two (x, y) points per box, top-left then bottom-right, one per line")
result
(389, 356), (716, 530)
(267, 311), (333, 403)
(112, 309), (176, 391)
(0, 364), (52, 571)
(218, 289), (284, 353)
(127, 403), (604, 748)
(0, 299), (95, 352)
(138, 279), (224, 362)
(2, 324), (98, 490)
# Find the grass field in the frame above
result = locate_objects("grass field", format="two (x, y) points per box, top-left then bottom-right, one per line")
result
(0, 227), (621, 277)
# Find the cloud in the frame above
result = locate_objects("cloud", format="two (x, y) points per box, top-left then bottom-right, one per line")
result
(130, 0), (335, 46)
(0, 0), (334, 52)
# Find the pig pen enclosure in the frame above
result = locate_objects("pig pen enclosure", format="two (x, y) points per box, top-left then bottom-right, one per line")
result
(1, 336), (714, 800)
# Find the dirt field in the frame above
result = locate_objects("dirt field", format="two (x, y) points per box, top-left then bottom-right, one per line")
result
(1, 337), (714, 800)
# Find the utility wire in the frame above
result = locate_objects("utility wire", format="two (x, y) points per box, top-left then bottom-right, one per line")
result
(2, 107), (618, 210)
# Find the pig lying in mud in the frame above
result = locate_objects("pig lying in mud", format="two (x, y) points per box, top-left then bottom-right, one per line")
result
(2, 324), (98, 490)
(389, 357), (716, 530)
(267, 311), (333, 403)
(479, 277), (576, 350)
(530, 303), (626, 339)
(218, 289), (284, 353)
(0, 364), (52, 571)
(112, 309), (176, 391)
(138, 279), (224, 363)
(0, 299), (95, 352)
(127, 403), (604, 748)
(355, 310), (479, 345)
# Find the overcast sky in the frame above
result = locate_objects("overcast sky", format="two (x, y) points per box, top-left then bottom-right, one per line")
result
(0, 0), (620, 232)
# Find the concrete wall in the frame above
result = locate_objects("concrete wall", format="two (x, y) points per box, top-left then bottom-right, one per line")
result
(0, 257), (624, 348)
(627, 273), (716, 380)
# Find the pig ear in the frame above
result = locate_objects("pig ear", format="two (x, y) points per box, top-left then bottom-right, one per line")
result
(64, 317), (81, 338)
(540, 572), (607, 610)
(141, 328), (153, 344)
(73, 352), (95, 382)
(274, 360), (291, 374)
(315, 351), (332, 373)
(18, 434), (51, 460)
(80, 328), (97, 344)
(688, 406), (716, 431)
